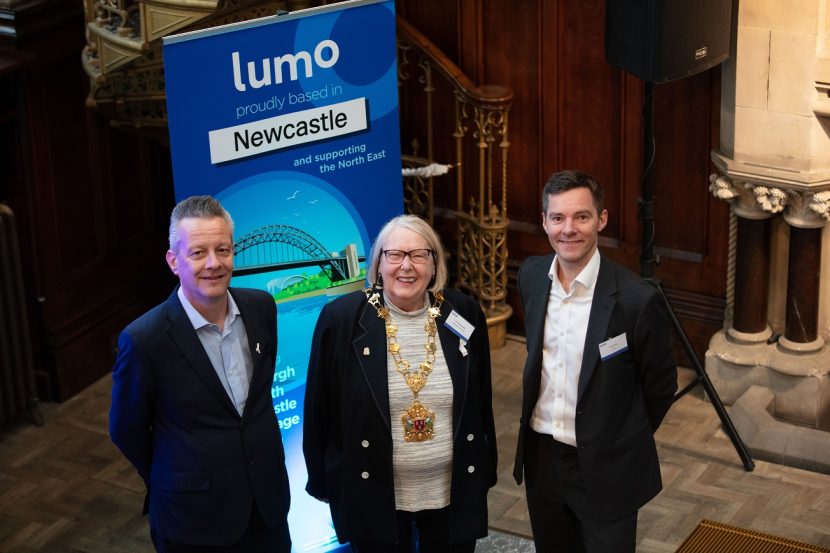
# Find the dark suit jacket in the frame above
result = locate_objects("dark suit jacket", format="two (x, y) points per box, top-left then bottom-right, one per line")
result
(513, 254), (677, 519)
(303, 288), (497, 545)
(109, 288), (290, 546)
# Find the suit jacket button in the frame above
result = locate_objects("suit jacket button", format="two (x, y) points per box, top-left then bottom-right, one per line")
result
(361, 471), (370, 479)
(361, 440), (370, 448)
(467, 465), (475, 474)
(466, 433), (474, 441)
(248, 457), (254, 465)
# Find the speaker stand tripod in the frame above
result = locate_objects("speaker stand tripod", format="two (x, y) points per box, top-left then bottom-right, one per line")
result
(639, 81), (754, 472)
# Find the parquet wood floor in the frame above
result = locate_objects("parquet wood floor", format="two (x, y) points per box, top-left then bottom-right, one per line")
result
(488, 337), (830, 552)
(1, 336), (828, 552)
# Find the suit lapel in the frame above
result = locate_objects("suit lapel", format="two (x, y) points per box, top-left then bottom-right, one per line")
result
(436, 294), (469, 437)
(522, 256), (553, 420)
(164, 290), (239, 416)
(525, 260), (553, 364)
(577, 258), (617, 404)
(353, 297), (392, 431)
(231, 289), (274, 417)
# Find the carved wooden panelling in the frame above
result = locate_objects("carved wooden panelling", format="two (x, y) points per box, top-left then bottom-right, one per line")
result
(396, 0), (729, 356)
(1, 5), (175, 400)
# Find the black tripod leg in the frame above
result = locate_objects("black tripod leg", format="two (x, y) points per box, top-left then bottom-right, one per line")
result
(674, 374), (702, 402)
(638, 81), (753, 471)
(654, 280), (755, 471)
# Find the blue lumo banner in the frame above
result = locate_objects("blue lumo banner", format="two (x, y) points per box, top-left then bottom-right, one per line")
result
(163, 1), (402, 550)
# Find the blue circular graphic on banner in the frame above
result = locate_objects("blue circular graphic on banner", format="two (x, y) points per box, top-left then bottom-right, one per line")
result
(328, 7), (396, 86)
(294, 2), (398, 118)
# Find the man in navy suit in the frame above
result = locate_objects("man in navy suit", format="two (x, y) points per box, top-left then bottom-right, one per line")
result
(110, 196), (291, 553)
(513, 171), (677, 553)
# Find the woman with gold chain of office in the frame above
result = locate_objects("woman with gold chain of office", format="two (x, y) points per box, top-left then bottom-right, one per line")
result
(303, 214), (497, 553)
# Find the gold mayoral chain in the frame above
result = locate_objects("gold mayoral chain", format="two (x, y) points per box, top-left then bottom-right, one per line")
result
(365, 288), (444, 442)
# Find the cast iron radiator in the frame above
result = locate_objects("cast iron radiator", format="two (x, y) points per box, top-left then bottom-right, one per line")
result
(0, 203), (42, 427)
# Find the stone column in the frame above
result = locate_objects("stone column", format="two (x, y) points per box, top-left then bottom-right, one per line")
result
(705, 0), (830, 451)
(779, 195), (827, 352)
(710, 176), (775, 342)
(732, 217), (772, 338)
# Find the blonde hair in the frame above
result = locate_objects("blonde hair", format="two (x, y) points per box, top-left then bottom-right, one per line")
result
(366, 214), (448, 292)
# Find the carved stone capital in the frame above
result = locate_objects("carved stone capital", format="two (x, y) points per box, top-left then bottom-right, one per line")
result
(783, 189), (830, 228)
(709, 173), (778, 220)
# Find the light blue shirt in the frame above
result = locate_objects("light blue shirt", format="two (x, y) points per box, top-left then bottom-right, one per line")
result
(177, 288), (253, 416)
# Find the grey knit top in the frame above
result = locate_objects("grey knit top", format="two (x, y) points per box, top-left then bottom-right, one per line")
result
(384, 293), (454, 511)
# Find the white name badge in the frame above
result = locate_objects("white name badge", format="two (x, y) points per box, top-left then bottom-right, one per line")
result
(599, 333), (628, 361)
(445, 310), (475, 342)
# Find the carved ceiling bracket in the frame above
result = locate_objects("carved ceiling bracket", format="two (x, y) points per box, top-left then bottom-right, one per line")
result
(783, 189), (830, 228)
(709, 174), (778, 220)
(710, 149), (830, 227)
(709, 173), (830, 228)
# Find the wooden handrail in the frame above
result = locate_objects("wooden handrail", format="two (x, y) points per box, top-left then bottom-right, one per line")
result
(396, 15), (513, 108)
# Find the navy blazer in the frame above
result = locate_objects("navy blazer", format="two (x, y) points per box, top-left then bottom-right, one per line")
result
(513, 254), (677, 519)
(303, 288), (497, 545)
(110, 288), (290, 545)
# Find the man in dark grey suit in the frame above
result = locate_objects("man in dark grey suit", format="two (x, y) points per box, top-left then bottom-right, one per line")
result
(110, 196), (291, 553)
(513, 171), (677, 553)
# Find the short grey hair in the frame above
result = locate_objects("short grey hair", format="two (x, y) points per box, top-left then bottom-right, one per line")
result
(366, 214), (448, 292)
(168, 195), (234, 251)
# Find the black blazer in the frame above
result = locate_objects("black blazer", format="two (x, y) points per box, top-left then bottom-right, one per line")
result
(303, 288), (497, 545)
(109, 288), (290, 545)
(513, 254), (677, 519)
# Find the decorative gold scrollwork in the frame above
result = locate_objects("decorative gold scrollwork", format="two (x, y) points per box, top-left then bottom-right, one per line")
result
(397, 16), (513, 345)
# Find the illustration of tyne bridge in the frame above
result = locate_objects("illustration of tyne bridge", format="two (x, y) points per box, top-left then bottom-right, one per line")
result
(232, 224), (363, 287)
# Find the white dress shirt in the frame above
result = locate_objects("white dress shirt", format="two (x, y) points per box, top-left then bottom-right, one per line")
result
(529, 249), (600, 446)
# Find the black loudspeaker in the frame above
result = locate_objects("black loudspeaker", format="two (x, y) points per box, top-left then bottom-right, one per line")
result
(605, 0), (733, 83)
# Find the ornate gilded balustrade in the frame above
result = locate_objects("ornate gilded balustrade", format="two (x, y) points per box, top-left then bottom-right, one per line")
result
(81, 0), (320, 129)
(94, 0), (139, 37)
(397, 15), (513, 347)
